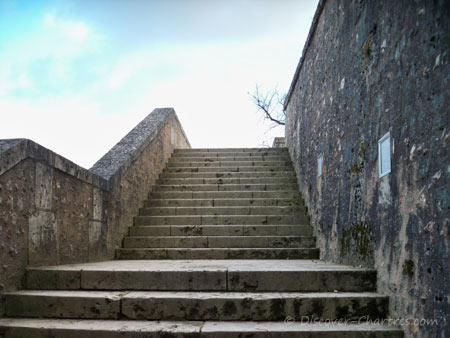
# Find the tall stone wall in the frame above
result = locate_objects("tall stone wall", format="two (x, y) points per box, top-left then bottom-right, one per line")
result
(0, 108), (190, 316)
(284, 1), (449, 337)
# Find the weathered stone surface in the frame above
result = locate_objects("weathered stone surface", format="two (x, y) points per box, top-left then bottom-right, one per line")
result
(284, 1), (449, 337)
(0, 319), (204, 338)
(129, 224), (312, 237)
(0, 108), (190, 304)
(24, 260), (376, 292)
(116, 248), (320, 260)
(120, 291), (388, 321)
(123, 235), (315, 249)
(0, 159), (34, 304)
(5, 291), (122, 319)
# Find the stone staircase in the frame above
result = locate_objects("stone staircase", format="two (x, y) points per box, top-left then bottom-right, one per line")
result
(0, 148), (403, 337)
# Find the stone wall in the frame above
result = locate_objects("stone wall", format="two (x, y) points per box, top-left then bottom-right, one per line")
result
(284, 1), (449, 337)
(0, 108), (190, 316)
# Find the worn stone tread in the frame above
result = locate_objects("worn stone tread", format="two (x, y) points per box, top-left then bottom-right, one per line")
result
(175, 148), (289, 152)
(0, 318), (404, 337)
(152, 183), (298, 192)
(122, 235), (316, 249)
(4, 291), (388, 321)
(164, 166), (294, 173)
(116, 247), (320, 260)
(26, 260), (377, 292)
(160, 171), (296, 178)
(134, 214), (308, 226)
(150, 191), (301, 199)
(145, 198), (303, 208)
(139, 206), (305, 216)
(128, 224), (313, 237)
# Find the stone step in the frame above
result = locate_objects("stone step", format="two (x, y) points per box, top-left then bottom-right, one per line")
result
(3, 290), (388, 321)
(139, 206), (305, 216)
(158, 177), (297, 185)
(169, 156), (290, 162)
(175, 148), (289, 153)
(0, 318), (403, 337)
(165, 166), (294, 173)
(160, 171), (296, 179)
(122, 236), (316, 249)
(153, 183), (297, 192)
(167, 161), (292, 168)
(134, 215), (308, 226)
(149, 191), (300, 199)
(145, 198), (303, 208)
(129, 225), (313, 237)
(116, 247), (320, 260)
(172, 152), (290, 158)
(26, 260), (377, 292)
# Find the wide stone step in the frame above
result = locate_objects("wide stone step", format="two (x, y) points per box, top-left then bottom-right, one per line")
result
(175, 147), (289, 153)
(160, 171), (296, 179)
(122, 235), (316, 249)
(129, 225), (313, 237)
(139, 206), (305, 216)
(174, 154), (290, 160)
(26, 260), (377, 292)
(165, 166), (294, 173)
(116, 247), (320, 259)
(149, 191), (300, 199)
(159, 177), (297, 185)
(169, 156), (290, 162)
(0, 318), (403, 337)
(134, 215), (307, 226)
(153, 183), (297, 192)
(145, 198), (303, 208)
(167, 161), (292, 168)
(4, 290), (388, 321)
(172, 152), (290, 158)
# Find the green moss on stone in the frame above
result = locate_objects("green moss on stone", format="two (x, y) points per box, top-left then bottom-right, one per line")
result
(341, 220), (375, 261)
(402, 260), (414, 277)
(362, 36), (372, 60)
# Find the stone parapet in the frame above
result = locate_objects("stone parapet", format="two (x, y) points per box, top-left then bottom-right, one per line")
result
(0, 108), (190, 315)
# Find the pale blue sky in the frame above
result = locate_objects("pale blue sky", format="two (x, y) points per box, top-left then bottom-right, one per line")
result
(0, 0), (318, 168)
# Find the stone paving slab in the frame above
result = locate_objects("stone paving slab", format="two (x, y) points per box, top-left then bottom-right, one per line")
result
(0, 319), (404, 338)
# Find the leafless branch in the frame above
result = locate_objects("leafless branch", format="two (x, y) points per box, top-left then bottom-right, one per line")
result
(251, 84), (286, 126)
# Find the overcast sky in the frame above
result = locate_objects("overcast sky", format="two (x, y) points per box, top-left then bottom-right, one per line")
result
(0, 0), (318, 168)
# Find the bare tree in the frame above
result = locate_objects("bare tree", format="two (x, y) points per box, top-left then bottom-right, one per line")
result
(251, 84), (286, 126)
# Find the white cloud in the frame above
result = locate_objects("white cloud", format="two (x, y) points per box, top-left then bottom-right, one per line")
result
(43, 12), (90, 42)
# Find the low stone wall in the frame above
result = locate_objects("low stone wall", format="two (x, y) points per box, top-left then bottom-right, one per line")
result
(0, 108), (190, 315)
(284, 1), (449, 337)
